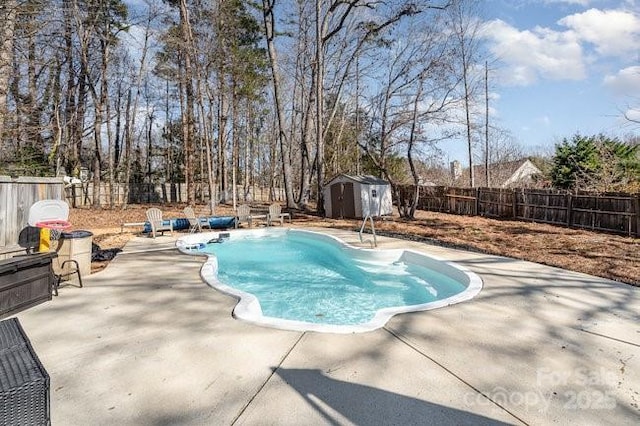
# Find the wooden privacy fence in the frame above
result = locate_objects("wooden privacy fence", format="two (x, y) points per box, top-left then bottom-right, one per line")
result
(0, 176), (65, 250)
(399, 185), (640, 237)
(66, 182), (286, 207)
(65, 182), (190, 207)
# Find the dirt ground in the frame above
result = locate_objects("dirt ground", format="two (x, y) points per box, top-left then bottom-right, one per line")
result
(69, 203), (639, 286)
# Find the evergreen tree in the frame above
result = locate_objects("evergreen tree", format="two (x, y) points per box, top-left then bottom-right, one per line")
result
(551, 134), (640, 192)
(551, 134), (600, 189)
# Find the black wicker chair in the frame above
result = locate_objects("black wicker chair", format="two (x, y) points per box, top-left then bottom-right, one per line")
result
(0, 318), (50, 426)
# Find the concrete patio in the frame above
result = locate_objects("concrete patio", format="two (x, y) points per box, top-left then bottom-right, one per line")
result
(13, 228), (640, 425)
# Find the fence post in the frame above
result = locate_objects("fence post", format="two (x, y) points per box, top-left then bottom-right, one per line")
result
(512, 189), (517, 219)
(567, 193), (573, 228)
(635, 195), (640, 237)
(475, 188), (480, 216)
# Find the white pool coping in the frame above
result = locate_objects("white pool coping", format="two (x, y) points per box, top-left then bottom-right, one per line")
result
(176, 228), (483, 333)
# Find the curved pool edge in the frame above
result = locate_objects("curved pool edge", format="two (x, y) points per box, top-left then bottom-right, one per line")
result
(176, 228), (483, 334)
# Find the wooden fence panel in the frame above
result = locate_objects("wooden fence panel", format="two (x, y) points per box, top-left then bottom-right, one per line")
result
(570, 194), (637, 235)
(418, 186), (448, 212)
(446, 187), (477, 215)
(516, 189), (569, 225)
(400, 183), (639, 237)
(478, 188), (513, 218)
(66, 182), (188, 206)
(65, 182), (287, 207)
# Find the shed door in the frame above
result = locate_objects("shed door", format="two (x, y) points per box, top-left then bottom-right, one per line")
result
(329, 182), (356, 218)
(342, 182), (356, 218)
(330, 184), (342, 218)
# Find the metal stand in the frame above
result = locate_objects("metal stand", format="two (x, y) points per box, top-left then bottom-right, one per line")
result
(359, 215), (377, 248)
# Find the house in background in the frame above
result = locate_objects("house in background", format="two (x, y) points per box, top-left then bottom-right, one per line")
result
(449, 159), (543, 188)
(323, 174), (393, 219)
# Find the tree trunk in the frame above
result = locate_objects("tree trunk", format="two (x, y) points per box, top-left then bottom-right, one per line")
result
(179, 0), (196, 204)
(484, 60), (490, 187)
(405, 75), (424, 219)
(261, 0), (296, 208)
(107, 92), (114, 208)
(75, 58), (87, 180)
(122, 89), (132, 208)
(63, 0), (78, 178)
(314, 0), (325, 216)
(25, 27), (41, 150)
(50, 58), (63, 176)
(122, 11), (152, 209)
(0, 0), (16, 145)
(91, 36), (111, 208)
(463, 66), (474, 188)
(205, 135), (215, 214)
(231, 83), (239, 211)
(451, 0), (480, 188)
(217, 88), (228, 203)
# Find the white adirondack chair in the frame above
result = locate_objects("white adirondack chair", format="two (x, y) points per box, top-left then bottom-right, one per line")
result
(146, 208), (173, 238)
(236, 204), (253, 228)
(267, 203), (290, 226)
(184, 206), (211, 233)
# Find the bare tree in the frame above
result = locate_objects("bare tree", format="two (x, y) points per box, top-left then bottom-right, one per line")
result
(0, 0), (17, 146)
(178, 0), (197, 204)
(360, 10), (459, 218)
(262, 0), (295, 207)
(449, 0), (483, 188)
(313, 0), (431, 215)
(122, 7), (154, 209)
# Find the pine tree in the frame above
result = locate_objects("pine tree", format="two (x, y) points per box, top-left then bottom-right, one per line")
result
(551, 134), (640, 192)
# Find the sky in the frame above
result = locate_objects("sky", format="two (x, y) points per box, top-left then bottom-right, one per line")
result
(477, 0), (640, 159)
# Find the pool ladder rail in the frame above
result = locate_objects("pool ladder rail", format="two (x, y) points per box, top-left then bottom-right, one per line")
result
(359, 215), (377, 248)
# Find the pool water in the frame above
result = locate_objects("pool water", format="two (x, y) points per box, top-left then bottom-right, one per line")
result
(197, 231), (469, 327)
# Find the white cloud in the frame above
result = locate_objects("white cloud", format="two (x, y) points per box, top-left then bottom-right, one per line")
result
(625, 108), (640, 122)
(481, 6), (640, 87)
(558, 8), (640, 56)
(481, 19), (586, 86)
(544, 0), (592, 5)
(536, 115), (552, 126)
(603, 66), (640, 95)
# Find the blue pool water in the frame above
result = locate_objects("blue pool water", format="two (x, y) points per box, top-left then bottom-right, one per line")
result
(197, 231), (469, 326)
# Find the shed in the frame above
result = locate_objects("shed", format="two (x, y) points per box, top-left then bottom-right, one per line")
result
(323, 174), (393, 219)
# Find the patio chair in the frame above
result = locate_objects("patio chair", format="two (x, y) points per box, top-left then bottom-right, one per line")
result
(146, 207), (173, 238)
(267, 203), (290, 226)
(236, 204), (252, 229)
(184, 206), (211, 233)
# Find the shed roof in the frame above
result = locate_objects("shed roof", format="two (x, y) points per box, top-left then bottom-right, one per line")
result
(326, 174), (389, 186)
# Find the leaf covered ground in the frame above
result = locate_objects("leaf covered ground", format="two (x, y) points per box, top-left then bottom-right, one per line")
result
(69, 203), (639, 286)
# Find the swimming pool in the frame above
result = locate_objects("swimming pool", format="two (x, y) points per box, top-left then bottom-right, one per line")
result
(177, 229), (482, 333)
